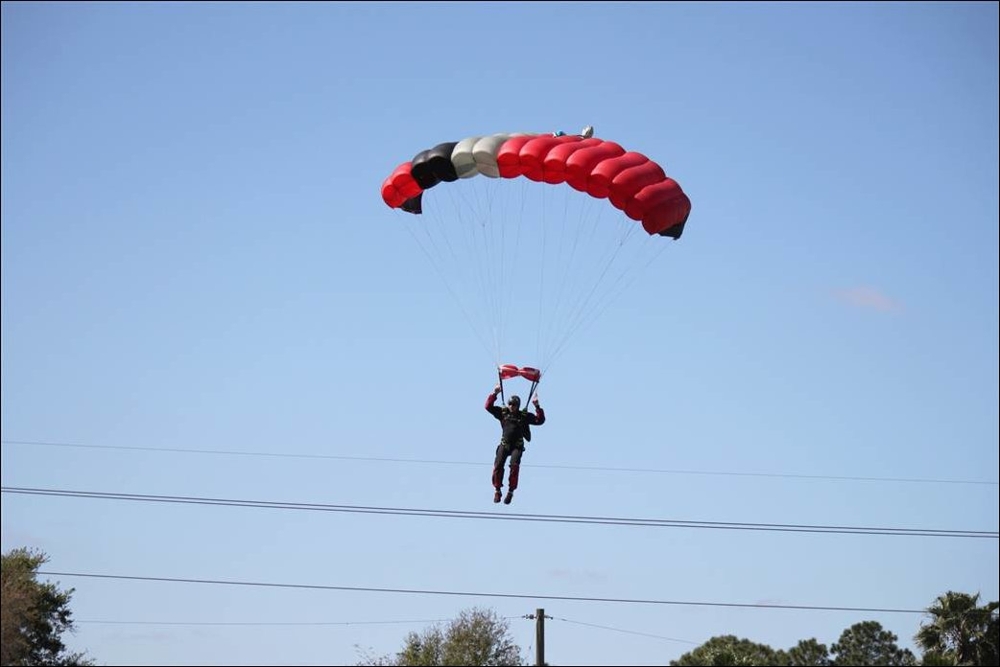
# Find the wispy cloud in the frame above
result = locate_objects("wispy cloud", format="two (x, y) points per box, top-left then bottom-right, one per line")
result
(547, 568), (610, 583)
(833, 286), (902, 313)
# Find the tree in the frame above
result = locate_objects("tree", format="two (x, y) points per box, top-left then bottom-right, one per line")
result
(830, 621), (916, 666)
(670, 635), (781, 666)
(919, 652), (959, 666)
(356, 607), (525, 666)
(1, 547), (93, 666)
(781, 638), (831, 666)
(913, 591), (1000, 666)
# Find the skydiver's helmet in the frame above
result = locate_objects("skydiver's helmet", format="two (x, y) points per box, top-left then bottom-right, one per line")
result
(507, 395), (521, 411)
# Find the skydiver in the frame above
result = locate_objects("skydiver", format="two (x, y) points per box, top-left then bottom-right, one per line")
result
(485, 385), (546, 504)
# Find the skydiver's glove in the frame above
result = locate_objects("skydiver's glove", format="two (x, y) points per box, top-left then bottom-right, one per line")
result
(493, 384), (501, 395)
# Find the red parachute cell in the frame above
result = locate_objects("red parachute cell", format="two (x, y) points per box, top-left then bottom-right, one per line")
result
(587, 152), (650, 199)
(380, 162), (421, 208)
(565, 141), (626, 192)
(496, 136), (538, 178)
(542, 137), (603, 184)
(517, 135), (580, 182)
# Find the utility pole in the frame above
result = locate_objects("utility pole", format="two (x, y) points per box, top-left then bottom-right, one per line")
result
(530, 608), (547, 666)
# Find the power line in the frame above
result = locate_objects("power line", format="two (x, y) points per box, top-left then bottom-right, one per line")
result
(2, 438), (996, 487)
(73, 615), (522, 627)
(5, 486), (996, 539)
(551, 616), (700, 645)
(37, 571), (930, 615)
(74, 617), (452, 627)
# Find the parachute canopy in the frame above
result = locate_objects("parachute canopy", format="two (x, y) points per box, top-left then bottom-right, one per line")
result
(380, 127), (692, 380)
(381, 130), (691, 239)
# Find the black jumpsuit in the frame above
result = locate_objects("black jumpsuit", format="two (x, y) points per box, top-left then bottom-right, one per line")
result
(485, 391), (546, 493)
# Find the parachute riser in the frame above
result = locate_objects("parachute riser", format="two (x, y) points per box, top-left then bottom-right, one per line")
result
(525, 380), (539, 410)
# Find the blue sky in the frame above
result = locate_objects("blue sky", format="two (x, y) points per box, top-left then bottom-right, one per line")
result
(2, 2), (997, 666)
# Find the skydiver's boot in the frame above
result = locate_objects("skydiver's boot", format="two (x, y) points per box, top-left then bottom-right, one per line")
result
(503, 490), (514, 505)
(493, 488), (502, 503)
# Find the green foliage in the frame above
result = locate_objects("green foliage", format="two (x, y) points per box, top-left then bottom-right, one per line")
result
(669, 635), (781, 666)
(830, 621), (917, 666)
(1, 547), (94, 666)
(914, 591), (999, 666)
(356, 607), (525, 666)
(781, 638), (831, 666)
(919, 651), (958, 666)
(666, 592), (1000, 667)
